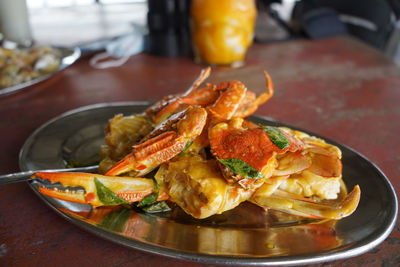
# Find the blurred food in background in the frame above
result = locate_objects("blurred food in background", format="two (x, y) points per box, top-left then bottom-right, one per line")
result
(0, 46), (61, 89)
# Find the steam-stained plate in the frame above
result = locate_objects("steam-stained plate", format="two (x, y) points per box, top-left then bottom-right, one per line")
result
(19, 102), (398, 266)
(0, 46), (81, 97)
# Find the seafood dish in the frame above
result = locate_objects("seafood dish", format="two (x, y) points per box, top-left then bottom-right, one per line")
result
(32, 68), (360, 221)
(0, 45), (61, 89)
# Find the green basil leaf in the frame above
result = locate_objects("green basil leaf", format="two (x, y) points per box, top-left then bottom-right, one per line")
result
(98, 207), (131, 232)
(142, 201), (171, 213)
(178, 140), (193, 156)
(94, 177), (128, 206)
(261, 125), (289, 150)
(218, 158), (264, 179)
(138, 192), (158, 207)
(152, 176), (159, 191)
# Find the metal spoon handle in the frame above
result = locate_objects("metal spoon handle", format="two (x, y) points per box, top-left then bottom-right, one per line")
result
(0, 165), (98, 185)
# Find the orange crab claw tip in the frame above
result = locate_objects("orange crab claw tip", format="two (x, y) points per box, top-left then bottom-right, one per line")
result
(263, 70), (273, 85)
(202, 66), (211, 77)
(182, 67), (212, 97)
(105, 154), (136, 176)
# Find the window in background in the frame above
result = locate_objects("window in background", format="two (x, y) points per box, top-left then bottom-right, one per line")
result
(27, 0), (146, 8)
(26, 0), (147, 46)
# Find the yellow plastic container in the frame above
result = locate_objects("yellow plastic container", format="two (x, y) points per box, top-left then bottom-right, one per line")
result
(190, 0), (257, 67)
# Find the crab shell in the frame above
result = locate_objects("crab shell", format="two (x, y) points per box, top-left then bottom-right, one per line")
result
(208, 118), (303, 190)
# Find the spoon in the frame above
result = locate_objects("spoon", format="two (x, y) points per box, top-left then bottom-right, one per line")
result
(0, 165), (98, 185)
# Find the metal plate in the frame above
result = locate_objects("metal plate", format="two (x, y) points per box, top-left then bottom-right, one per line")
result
(19, 102), (398, 266)
(0, 46), (81, 97)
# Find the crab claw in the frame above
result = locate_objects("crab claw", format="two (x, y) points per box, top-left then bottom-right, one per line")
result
(105, 106), (208, 176)
(105, 131), (187, 176)
(252, 185), (361, 219)
(32, 172), (168, 207)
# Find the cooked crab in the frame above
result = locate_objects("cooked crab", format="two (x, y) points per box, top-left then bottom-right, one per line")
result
(31, 68), (360, 221)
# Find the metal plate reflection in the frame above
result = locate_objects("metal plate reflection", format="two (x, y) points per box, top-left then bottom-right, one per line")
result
(19, 102), (398, 265)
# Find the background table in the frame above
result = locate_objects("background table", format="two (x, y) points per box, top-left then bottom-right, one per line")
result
(0, 36), (399, 266)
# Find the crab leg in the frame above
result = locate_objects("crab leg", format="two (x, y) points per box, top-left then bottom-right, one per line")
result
(233, 70), (274, 118)
(208, 81), (248, 120)
(181, 67), (211, 97)
(152, 67), (211, 125)
(32, 172), (168, 207)
(252, 185), (361, 219)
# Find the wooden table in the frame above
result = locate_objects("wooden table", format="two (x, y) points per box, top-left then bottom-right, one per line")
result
(0, 36), (399, 266)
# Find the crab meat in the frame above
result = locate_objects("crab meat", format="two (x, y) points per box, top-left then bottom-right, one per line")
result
(99, 114), (153, 173)
(155, 154), (254, 219)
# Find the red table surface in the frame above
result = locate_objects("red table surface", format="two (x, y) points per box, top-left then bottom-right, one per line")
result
(0, 36), (399, 266)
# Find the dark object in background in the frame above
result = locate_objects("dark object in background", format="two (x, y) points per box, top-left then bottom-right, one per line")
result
(146, 0), (192, 57)
(255, 0), (347, 42)
(292, 0), (396, 50)
(301, 8), (347, 39)
(255, 0), (293, 43)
